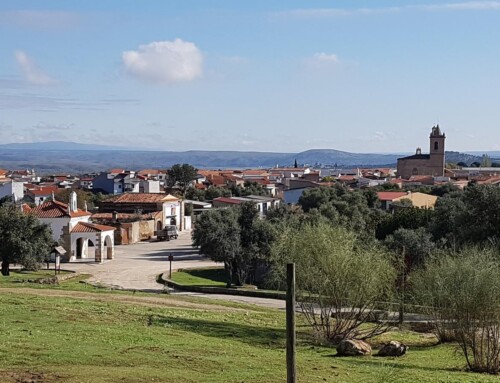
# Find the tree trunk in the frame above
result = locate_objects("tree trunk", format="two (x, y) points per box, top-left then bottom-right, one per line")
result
(224, 262), (232, 288)
(1, 260), (10, 276)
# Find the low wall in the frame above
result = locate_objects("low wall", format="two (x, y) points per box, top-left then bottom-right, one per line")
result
(157, 273), (286, 300)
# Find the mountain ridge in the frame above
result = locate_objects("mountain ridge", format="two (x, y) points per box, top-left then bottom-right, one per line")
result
(0, 141), (485, 174)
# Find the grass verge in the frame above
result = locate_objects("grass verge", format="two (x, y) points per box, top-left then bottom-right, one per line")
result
(0, 284), (499, 382)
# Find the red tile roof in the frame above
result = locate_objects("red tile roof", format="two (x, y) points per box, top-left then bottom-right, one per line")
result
(242, 170), (269, 176)
(109, 193), (178, 203)
(29, 200), (91, 218)
(377, 192), (408, 201)
(28, 186), (60, 196)
(71, 222), (116, 233)
(109, 168), (125, 174)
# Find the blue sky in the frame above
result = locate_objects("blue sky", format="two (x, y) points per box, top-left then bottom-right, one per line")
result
(0, 1), (499, 153)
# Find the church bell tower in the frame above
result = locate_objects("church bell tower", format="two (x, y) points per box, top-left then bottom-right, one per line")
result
(429, 125), (445, 176)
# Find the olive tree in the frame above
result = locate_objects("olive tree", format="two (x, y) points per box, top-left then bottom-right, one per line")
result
(0, 205), (53, 276)
(412, 247), (500, 374)
(191, 208), (241, 287)
(270, 222), (397, 342)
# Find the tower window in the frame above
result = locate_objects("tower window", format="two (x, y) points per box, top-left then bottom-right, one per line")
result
(434, 141), (439, 151)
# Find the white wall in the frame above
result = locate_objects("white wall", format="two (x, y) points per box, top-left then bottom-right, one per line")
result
(142, 180), (160, 193)
(0, 181), (24, 202)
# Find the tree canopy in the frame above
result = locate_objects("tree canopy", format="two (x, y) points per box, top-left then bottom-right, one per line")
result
(0, 205), (54, 276)
(167, 164), (198, 194)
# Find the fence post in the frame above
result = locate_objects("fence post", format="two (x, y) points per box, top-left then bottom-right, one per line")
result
(398, 246), (405, 326)
(286, 263), (296, 383)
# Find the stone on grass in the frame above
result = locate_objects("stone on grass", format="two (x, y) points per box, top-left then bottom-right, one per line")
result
(336, 339), (372, 356)
(377, 341), (409, 357)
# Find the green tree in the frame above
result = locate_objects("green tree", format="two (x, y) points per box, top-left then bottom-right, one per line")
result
(270, 222), (396, 342)
(430, 184), (500, 247)
(56, 189), (95, 210)
(191, 208), (241, 287)
(167, 164), (198, 195)
(376, 207), (433, 240)
(298, 185), (380, 234)
(481, 154), (492, 167)
(0, 205), (53, 276)
(385, 227), (435, 270)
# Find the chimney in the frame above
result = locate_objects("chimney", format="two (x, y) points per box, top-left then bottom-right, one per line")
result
(84, 201), (88, 212)
(112, 211), (118, 222)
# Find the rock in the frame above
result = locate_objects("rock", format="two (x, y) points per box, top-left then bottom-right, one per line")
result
(377, 341), (409, 357)
(336, 339), (372, 356)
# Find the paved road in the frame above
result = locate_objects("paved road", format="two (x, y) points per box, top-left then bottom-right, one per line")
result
(64, 232), (287, 310)
(64, 232), (218, 292)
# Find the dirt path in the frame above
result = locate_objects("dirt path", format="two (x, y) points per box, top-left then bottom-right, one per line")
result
(0, 287), (247, 312)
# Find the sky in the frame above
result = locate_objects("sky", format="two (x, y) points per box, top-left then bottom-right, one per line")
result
(0, 1), (499, 153)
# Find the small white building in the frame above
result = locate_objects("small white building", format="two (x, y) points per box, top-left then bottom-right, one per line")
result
(140, 180), (160, 193)
(26, 192), (115, 263)
(0, 179), (24, 202)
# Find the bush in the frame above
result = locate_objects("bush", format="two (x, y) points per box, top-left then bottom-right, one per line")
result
(270, 222), (397, 342)
(411, 247), (500, 374)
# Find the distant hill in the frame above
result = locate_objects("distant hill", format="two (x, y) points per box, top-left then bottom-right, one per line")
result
(0, 141), (484, 174)
(0, 141), (134, 151)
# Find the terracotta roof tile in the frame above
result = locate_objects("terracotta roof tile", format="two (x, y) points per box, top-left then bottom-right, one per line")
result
(30, 200), (91, 218)
(377, 192), (408, 201)
(71, 222), (116, 233)
(109, 193), (178, 203)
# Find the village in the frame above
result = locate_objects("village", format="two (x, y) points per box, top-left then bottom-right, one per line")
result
(0, 126), (499, 267)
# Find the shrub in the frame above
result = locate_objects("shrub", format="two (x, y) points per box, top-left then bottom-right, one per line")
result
(270, 222), (397, 342)
(411, 247), (500, 374)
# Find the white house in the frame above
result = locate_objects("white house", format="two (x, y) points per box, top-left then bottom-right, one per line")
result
(26, 192), (115, 263)
(0, 179), (24, 202)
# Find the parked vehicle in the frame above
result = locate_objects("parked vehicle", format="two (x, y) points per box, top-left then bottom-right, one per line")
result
(155, 225), (179, 241)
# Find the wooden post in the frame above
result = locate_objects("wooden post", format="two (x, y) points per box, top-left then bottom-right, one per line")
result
(169, 253), (173, 279)
(286, 263), (296, 383)
(398, 246), (405, 326)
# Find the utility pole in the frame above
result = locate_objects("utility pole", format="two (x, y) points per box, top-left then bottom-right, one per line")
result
(286, 263), (296, 383)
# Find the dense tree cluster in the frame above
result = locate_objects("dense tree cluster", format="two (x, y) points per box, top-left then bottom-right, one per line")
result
(192, 180), (500, 372)
(192, 202), (275, 287)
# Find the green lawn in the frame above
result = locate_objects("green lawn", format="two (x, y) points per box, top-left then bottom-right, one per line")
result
(0, 275), (499, 382)
(171, 267), (227, 287)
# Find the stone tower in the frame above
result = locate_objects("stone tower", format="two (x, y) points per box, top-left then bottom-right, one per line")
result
(429, 125), (445, 177)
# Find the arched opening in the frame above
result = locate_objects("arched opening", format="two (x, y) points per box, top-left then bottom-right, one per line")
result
(412, 167), (419, 175)
(434, 141), (439, 151)
(157, 220), (163, 231)
(104, 235), (113, 260)
(76, 238), (83, 259)
(75, 237), (95, 260)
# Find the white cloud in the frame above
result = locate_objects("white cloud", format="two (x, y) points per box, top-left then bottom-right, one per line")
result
(274, 2), (500, 19)
(14, 51), (56, 85)
(421, 1), (500, 10)
(303, 53), (341, 70)
(122, 39), (203, 84)
(313, 53), (339, 63)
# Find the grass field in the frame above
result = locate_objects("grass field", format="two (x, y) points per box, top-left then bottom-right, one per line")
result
(1, 273), (499, 383)
(170, 267), (227, 287)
